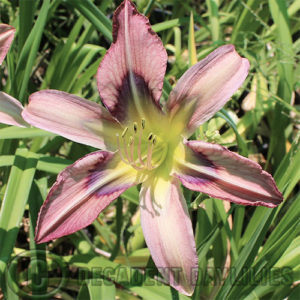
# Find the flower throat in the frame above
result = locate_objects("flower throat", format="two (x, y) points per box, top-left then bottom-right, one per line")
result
(116, 119), (167, 171)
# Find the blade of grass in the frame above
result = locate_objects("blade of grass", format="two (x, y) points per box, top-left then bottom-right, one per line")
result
(143, 0), (156, 16)
(18, 0), (35, 53)
(267, 0), (294, 167)
(65, 0), (112, 42)
(0, 148), (38, 295)
(231, 0), (267, 45)
(0, 127), (55, 139)
(12, 0), (50, 100)
(216, 109), (248, 157)
(206, 0), (220, 42)
(188, 12), (197, 67)
(215, 208), (276, 300)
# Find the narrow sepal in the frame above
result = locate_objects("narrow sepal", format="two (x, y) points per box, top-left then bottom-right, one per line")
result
(35, 151), (140, 243)
(174, 140), (283, 207)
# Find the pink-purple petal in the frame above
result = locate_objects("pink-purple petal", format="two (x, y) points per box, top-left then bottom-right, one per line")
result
(97, 0), (167, 122)
(22, 90), (121, 150)
(35, 151), (139, 243)
(174, 140), (283, 207)
(0, 24), (15, 65)
(167, 45), (249, 136)
(140, 177), (198, 296)
(0, 92), (28, 127)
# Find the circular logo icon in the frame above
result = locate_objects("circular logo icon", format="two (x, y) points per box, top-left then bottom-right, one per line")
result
(6, 250), (68, 299)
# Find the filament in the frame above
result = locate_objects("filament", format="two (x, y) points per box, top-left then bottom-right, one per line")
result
(116, 120), (165, 171)
(146, 137), (156, 169)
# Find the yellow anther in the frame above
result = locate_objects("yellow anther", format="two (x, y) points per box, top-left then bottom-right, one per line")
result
(122, 127), (128, 138)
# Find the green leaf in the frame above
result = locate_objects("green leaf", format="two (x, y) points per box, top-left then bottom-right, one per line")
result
(12, 0), (50, 100)
(0, 148), (38, 295)
(65, 0), (112, 42)
(0, 127), (55, 139)
(188, 12), (197, 67)
(268, 0), (294, 167)
(206, 0), (220, 42)
(215, 208), (276, 300)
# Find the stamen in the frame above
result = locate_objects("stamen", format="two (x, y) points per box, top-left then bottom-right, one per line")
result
(146, 138), (155, 169)
(133, 122), (138, 133)
(122, 127), (128, 138)
(152, 136), (157, 145)
(137, 128), (145, 166)
(148, 133), (153, 141)
(129, 135), (135, 164)
(128, 136), (143, 170)
(117, 121), (166, 171)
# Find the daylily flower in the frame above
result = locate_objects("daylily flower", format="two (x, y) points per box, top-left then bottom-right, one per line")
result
(0, 24), (28, 127)
(0, 1), (283, 295)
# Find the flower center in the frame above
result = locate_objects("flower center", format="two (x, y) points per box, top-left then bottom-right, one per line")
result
(116, 119), (168, 171)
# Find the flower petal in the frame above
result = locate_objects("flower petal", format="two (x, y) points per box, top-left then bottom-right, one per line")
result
(35, 151), (143, 243)
(97, 0), (167, 122)
(167, 45), (249, 136)
(140, 177), (198, 296)
(0, 24), (15, 65)
(22, 90), (121, 150)
(0, 92), (28, 127)
(174, 140), (283, 207)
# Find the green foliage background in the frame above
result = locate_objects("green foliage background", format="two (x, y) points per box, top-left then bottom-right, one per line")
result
(0, 0), (299, 299)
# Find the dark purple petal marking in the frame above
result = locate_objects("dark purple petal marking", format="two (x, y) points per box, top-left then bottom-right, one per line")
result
(97, 0), (167, 123)
(35, 151), (138, 243)
(174, 140), (283, 207)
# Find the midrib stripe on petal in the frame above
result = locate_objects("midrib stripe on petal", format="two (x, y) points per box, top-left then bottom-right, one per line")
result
(41, 164), (135, 236)
(175, 158), (274, 199)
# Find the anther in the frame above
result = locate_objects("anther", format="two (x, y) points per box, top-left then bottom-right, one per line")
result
(133, 122), (138, 133)
(141, 119), (145, 129)
(148, 133), (153, 141)
(152, 135), (157, 145)
(122, 127), (128, 138)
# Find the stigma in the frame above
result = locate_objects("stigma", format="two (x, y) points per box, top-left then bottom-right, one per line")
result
(116, 119), (167, 171)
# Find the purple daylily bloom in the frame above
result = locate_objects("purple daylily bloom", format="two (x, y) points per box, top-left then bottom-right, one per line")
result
(0, 1), (283, 295)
